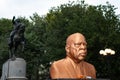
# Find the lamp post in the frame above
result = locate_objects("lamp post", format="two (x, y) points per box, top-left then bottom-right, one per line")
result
(99, 48), (115, 79)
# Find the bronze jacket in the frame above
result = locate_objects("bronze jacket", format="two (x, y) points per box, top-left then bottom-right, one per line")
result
(50, 57), (96, 79)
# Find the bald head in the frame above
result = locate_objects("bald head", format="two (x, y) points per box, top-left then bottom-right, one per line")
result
(66, 33), (86, 46)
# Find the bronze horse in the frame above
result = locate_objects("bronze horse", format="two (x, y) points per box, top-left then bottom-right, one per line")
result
(8, 23), (25, 58)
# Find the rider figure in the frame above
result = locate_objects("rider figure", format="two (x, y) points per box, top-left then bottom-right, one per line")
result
(9, 16), (25, 45)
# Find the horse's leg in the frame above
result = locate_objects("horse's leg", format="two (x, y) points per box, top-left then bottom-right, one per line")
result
(14, 42), (18, 56)
(8, 42), (13, 59)
(9, 48), (12, 58)
(11, 42), (18, 60)
(21, 41), (25, 52)
(9, 45), (16, 60)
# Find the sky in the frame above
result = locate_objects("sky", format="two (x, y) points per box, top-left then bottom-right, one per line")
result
(0, 0), (120, 19)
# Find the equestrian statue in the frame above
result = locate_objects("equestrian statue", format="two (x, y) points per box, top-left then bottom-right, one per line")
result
(8, 16), (26, 59)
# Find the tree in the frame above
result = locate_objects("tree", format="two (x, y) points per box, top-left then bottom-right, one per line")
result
(45, 0), (120, 79)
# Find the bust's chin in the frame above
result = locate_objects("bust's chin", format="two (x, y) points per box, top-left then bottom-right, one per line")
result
(73, 57), (85, 63)
(77, 56), (86, 61)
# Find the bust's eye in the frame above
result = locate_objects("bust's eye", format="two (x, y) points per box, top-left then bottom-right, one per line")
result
(74, 43), (87, 48)
(74, 43), (81, 47)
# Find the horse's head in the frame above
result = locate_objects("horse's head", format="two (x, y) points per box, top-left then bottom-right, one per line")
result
(13, 23), (25, 42)
(18, 23), (25, 32)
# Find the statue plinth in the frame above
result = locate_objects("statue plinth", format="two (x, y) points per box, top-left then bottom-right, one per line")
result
(1, 58), (27, 80)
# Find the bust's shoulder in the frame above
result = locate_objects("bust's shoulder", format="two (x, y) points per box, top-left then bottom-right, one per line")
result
(83, 61), (95, 69)
(52, 58), (65, 65)
(52, 58), (73, 68)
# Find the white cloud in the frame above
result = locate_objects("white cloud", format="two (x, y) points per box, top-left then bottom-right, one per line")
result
(0, 0), (73, 19)
(0, 0), (119, 19)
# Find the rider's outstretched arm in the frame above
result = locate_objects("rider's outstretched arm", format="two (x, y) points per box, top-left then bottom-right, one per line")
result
(12, 16), (15, 24)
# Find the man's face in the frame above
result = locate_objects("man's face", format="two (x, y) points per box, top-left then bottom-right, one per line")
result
(68, 35), (87, 61)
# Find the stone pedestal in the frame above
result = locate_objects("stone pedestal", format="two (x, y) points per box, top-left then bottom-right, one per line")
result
(1, 58), (27, 80)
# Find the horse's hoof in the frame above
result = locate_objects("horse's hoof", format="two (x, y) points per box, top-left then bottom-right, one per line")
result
(11, 55), (16, 61)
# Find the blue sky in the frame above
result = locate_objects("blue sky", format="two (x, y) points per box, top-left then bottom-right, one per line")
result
(0, 0), (120, 19)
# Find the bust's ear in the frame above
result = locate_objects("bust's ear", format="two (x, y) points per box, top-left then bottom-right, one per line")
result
(65, 45), (70, 53)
